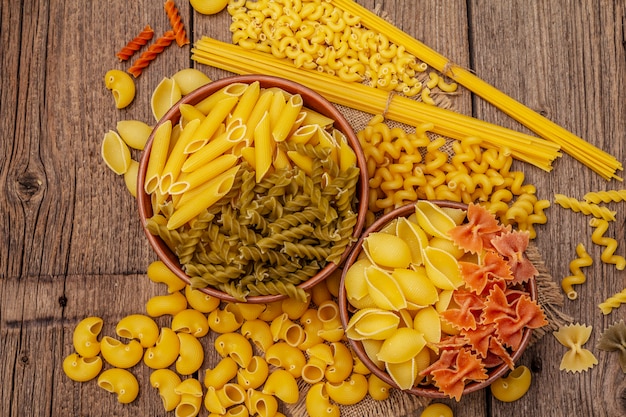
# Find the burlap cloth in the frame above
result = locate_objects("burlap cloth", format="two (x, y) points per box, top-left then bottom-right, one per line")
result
(283, 90), (573, 417)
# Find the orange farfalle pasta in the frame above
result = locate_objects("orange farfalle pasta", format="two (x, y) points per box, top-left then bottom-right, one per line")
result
(491, 230), (538, 284)
(421, 348), (489, 401)
(116, 25), (154, 61)
(164, 0), (189, 47)
(128, 31), (176, 77)
(492, 294), (548, 351)
(440, 290), (485, 331)
(448, 203), (504, 254)
(459, 250), (512, 295)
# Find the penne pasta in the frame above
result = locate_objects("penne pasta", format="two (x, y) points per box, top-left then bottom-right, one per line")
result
(272, 94), (303, 142)
(181, 124), (247, 173)
(254, 111), (273, 182)
(145, 120), (173, 194)
(159, 118), (201, 194)
(169, 154), (239, 195)
(229, 81), (261, 125)
(187, 95), (240, 153)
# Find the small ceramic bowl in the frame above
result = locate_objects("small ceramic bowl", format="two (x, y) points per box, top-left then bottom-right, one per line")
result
(137, 74), (369, 303)
(338, 200), (536, 398)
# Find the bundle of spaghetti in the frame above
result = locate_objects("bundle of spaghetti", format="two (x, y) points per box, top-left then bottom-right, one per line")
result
(128, 30), (176, 78)
(191, 37), (561, 171)
(584, 189), (626, 203)
(330, 0), (623, 181)
(116, 25), (154, 61)
(598, 287), (626, 315)
(163, 0), (189, 47)
(554, 194), (616, 221)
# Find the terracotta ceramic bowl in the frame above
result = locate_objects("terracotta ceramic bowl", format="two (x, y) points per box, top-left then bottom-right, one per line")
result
(138, 74), (369, 303)
(338, 201), (536, 398)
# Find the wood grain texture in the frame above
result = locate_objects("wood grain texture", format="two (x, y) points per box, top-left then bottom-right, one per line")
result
(1, 0), (625, 416)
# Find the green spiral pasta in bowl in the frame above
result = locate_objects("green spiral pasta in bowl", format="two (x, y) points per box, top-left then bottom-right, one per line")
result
(137, 74), (369, 303)
(338, 200), (544, 401)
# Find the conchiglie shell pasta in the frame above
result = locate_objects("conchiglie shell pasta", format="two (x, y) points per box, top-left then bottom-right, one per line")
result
(100, 336), (144, 368)
(392, 268), (439, 308)
(102, 130), (132, 175)
(116, 314), (160, 348)
(63, 353), (102, 382)
(150, 369), (182, 412)
(176, 333), (205, 375)
(361, 339), (385, 370)
(345, 308), (400, 341)
(395, 217), (429, 265)
(413, 306), (442, 345)
(365, 266), (407, 310)
(116, 120), (153, 150)
(72, 316), (103, 358)
(123, 159), (139, 197)
(343, 258), (373, 302)
(385, 357), (418, 390)
(414, 200), (457, 239)
(171, 68), (212, 95)
(151, 77), (182, 121)
(364, 232), (412, 269)
(423, 246), (464, 290)
(97, 368), (139, 404)
(262, 369), (300, 404)
(377, 327), (427, 364)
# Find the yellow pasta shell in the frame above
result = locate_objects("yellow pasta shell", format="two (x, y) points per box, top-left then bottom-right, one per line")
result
(97, 368), (139, 404)
(208, 305), (244, 333)
(395, 217), (429, 265)
(385, 357), (418, 390)
(240, 319), (274, 352)
(414, 200), (457, 239)
(72, 316), (103, 358)
(171, 309), (209, 337)
(246, 389), (278, 417)
(392, 267), (439, 308)
(377, 328), (427, 364)
(100, 336), (144, 368)
(345, 308), (400, 340)
(189, 0), (229, 15)
(325, 342), (353, 384)
(343, 258), (373, 302)
(365, 266), (407, 310)
(102, 130), (131, 175)
(234, 302), (266, 321)
(413, 306), (442, 345)
(364, 232), (412, 269)
(116, 120), (153, 150)
(62, 353), (102, 382)
(151, 77), (182, 121)
(420, 403), (453, 417)
(423, 246), (464, 290)
(361, 338), (385, 370)
(150, 369), (182, 412)
(123, 159), (139, 198)
(176, 333), (205, 375)
(171, 68), (212, 95)
(490, 366), (532, 402)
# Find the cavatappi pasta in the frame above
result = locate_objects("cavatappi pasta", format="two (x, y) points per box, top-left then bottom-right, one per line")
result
(144, 81), (361, 301)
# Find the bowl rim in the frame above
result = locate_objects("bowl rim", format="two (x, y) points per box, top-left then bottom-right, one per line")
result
(338, 200), (536, 398)
(137, 74), (370, 303)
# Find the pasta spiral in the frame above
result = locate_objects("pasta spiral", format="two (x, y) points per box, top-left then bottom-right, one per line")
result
(560, 243), (593, 300)
(598, 287), (626, 315)
(554, 194), (616, 221)
(128, 31), (176, 78)
(589, 218), (626, 270)
(116, 25), (154, 61)
(583, 189), (626, 203)
(164, 0), (189, 46)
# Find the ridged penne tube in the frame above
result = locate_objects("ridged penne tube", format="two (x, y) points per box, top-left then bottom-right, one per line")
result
(145, 120), (172, 194)
(185, 285), (221, 313)
(144, 327), (181, 369)
(244, 90), (274, 143)
(171, 309), (209, 337)
(181, 124), (247, 173)
(97, 368), (139, 404)
(325, 373), (368, 405)
(176, 332), (205, 375)
(268, 90), (287, 127)
(237, 356), (269, 389)
(272, 94), (304, 142)
(265, 342), (306, 378)
(102, 130), (132, 175)
(171, 68), (211, 95)
(166, 165), (240, 230)
(159, 118), (202, 193)
(116, 120), (153, 150)
(179, 103), (207, 128)
(172, 153), (239, 195)
(146, 291), (188, 317)
(147, 260), (187, 293)
(151, 77), (182, 121)
(183, 94), (238, 156)
(215, 332), (253, 367)
(288, 124), (318, 144)
(305, 382), (340, 417)
(194, 83), (246, 114)
(203, 356), (239, 390)
(245, 389), (278, 417)
(262, 369), (299, 404)
(287, 150), (314, 175)
(229, 80), (261, 124)
(253, 111), (273, 182)
(116, 314), (160, 348)
(150, 369), (182, 412)
(100, 336), (144, 368)
(240, 319), (274, 352)
(63, 353), (103, 382)
(72, 316), (103, 358)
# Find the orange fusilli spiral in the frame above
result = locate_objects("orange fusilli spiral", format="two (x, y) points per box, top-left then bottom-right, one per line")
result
(116, 25), (154, 61)
(164, 0), (189, 47)
(127, 31), (176, 78)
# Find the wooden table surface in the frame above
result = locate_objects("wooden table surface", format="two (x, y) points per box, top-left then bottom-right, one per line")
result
(2, 0), (626, 416)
